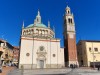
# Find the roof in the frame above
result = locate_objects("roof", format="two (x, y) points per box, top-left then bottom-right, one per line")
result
(0, 39), (14, 49)
(13, 46), (19, 49)
(26, 23), (47, 28)
(0, 39), (6, 43)
(79, 40), (100, 43)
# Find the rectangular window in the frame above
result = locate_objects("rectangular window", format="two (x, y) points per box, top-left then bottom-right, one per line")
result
(89, 47), (91, 51)
(94, 48), (98, 52)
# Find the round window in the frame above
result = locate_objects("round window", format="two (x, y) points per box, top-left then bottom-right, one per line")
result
(53, 54), (56, 57)
(40, 46), (44, 51)
(26, 53), (30, 56)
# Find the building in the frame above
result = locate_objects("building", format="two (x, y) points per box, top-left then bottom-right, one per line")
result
(63, 6), (78, 67)
(77, 40), (100, 67)
(19, 10), (64, 69)
(13, 46), (19, 65)
(0, 39), (13, 66)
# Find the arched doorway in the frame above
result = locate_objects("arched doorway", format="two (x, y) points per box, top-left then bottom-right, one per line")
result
(39, 59), (45, 68)
(37, 55), (46, 68)
(37, 46), (47, 68)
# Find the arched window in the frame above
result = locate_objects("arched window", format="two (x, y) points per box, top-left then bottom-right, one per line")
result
(24, 31), (26, 35)
(29, 30), (31, 35)
(27, 30), (29, 35)
(68, 10), (70, 14)
(36, 29), (39, 35)
(37, 18), (39, 22)
(23, 31), (25, 35)
(46, 30), (48, 35)
(42, 30), (45, 36)
(30, 29), (32, 34)
(31, 29), (34, 34)
(71, 19), (73, 23)
(25, 30), (27, 35)
(40, 30), (42, 35)
(26, 30), (28, 34)
(68, 18), (73, 24)
(68, 18), (71, 23)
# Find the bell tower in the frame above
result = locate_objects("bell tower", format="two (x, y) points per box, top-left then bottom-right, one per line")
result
(63, 6), (78, 67)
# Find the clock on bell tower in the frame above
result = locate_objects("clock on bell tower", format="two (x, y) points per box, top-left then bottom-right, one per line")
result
(63, 6), (78, 67)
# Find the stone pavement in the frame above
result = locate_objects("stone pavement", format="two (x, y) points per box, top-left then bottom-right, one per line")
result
(8, 68), (100, 75)
(1, 67), (16, 75)
(66, 68), (100, 75)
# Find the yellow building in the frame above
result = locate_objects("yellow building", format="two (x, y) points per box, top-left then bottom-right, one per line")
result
(0, 39), (14, 66)
(77, 40), (100, 67)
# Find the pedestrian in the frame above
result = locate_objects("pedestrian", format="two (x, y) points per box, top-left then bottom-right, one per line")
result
(73, 64), (75, 69)
(0, 66), (2, 73)
(70, 64), (73, 69)
(97, 64), (100, 71)
(99, 64), (100, 71)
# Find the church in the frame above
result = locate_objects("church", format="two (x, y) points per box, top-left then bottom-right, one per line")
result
(19, 6), (78, 69)
(19, 10), (64, 69)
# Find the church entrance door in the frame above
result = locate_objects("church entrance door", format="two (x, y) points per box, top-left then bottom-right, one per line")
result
(39, 60), (44, 68)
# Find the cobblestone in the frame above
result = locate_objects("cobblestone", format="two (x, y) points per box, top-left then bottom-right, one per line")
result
(0, 66), (16, 75)
(8, 68), (100, 75)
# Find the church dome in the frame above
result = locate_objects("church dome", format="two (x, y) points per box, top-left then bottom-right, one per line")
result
(22, 10), (55, 39)
(26, 24), (34, 28)
(26, 23), (47, 28)
(25, 10), (48, 28)
(36, 23), (47, 28)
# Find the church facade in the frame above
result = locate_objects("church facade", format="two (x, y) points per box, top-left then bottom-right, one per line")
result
(19, 6), (78, 69)
(19, 10), (64, 69)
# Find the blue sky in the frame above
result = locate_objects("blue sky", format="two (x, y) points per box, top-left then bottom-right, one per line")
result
(0, 0), (100, 47)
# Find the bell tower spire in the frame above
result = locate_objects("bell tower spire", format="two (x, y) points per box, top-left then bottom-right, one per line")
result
(66, 6), (71, 15)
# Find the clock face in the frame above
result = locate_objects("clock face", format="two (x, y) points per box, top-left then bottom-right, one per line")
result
(67, 25), (75, 31)
(70, 26), (75, 31)
(69, 34), (74, 38)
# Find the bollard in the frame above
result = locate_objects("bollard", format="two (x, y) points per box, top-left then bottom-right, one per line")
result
(21, 65), (24, 75)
